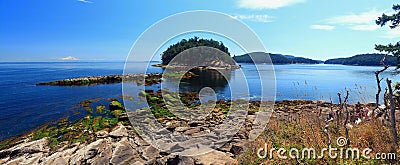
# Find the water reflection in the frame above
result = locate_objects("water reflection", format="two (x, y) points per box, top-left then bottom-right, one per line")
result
(179, 69), (232, 95)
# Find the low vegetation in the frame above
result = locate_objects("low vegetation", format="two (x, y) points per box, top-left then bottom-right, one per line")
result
(238, 100), (399, 164)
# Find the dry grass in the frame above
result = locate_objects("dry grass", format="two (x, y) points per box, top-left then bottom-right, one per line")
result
(237, 102), (399, 165)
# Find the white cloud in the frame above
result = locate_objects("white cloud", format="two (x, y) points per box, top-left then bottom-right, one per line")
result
(349, 25), (379, 31)
(324, 9), (386, 31)
(383, 29), (400, 39)
(237, 0), (306, 10)
(232, 14), (274, 23)
(310, 25), (335, 31)
(77, 0), (93, 3)
(60, 56), (79, 61)
(327, 9), (381, 25)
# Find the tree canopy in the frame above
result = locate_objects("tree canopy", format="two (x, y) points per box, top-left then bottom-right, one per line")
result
(375, 4), (400, 68)
(161, 37), (230, 65)
(324, 54), (398, 66)
(233, 53), (321, 64)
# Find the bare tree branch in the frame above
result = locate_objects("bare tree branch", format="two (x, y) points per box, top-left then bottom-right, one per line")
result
(386, 78), (398, 148)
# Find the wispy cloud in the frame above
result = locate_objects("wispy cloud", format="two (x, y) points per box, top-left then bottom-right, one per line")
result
(77, 0), (93, 3)
(237, 0), (306, 10)
(327, 9), (381, 25)
(60, 56), (79, 61)
(232, 14), (274, 23)
(349, 25), (379, 31)
(383, 28), (400, 39)
(326, 9), (382, 31)
(310, 25), (335, 31)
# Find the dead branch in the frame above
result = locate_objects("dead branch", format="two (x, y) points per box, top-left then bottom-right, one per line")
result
(375, 54), (389, 114)
(386, 78), (398, 148)
(343, 90), (350, 148)
(337, 93), (342, 126)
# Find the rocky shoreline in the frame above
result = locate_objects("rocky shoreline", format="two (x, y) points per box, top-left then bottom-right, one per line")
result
(35, 72), (201, 86)
(0, 98), (251, 165)
(36, 74), (163, 86)
(1, 98), (399, 164)
(0, 99), (346, 165)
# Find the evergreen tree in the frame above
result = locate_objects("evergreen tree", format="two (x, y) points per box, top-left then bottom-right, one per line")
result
(375, 4), (400, 68)
(161, 37), (230, 65)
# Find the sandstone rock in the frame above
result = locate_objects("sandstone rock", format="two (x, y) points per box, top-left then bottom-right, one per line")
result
(132, 161), (145, 165)
(109, 123), (128, 137)
(9, 137), (50, 153)
(175, 127), (191, 132)
(43, 157), (68, 165)
(188, 121), (204, 127)
(178, 156), (195, 165)
(42, 145), (79, 165)
(88, 138), (114, 165)
(192, 150), (237, 165)
(69, 138), (111, 164)
(142, 146), (160, 161)
(4, 152), (44, 165)
(1, 137), (50, 164)
(0, 157), (9, 164)
(110, 137), (137, 164)
(183, 128), (200, 135)
(96, 130), (109, 138)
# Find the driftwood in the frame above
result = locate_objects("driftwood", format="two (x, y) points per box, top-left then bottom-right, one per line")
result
(386, 78), (398, 147)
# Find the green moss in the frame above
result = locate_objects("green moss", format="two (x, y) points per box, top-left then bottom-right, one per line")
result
(139, 91), (148, 97)
(93, 116), (102, 131)
(109, 100), (123, 110)
(50, 138), (58, 147)
(80, 79), (90, 85)
(148, 96), (159, 101)
(111, 110), (122, 118)
(109, 117), (118, 125)
(163, 73), (183, 77)
(151, 106), (174, 119)
(96, 105), (107, 113)
(71, 135), (88, 143)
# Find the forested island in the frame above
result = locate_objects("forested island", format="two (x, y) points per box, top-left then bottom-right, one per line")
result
(160, 37), (239, 69)
(324, 53), (398, 66)
(233, 53), (322, 64)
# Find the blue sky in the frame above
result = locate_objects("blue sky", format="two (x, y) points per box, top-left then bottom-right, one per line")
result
(0, 0), (399, 61)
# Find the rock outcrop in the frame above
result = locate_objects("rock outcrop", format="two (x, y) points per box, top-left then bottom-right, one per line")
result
(36, 73), (163, 86)
(0, 108), (255, 165)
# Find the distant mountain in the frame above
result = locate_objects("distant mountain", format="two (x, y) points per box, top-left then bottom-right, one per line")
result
(233, 53), (321, 64)
(324, 54), (398, 66)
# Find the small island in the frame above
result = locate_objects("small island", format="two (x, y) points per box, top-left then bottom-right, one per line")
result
(154, 37), (240, 70)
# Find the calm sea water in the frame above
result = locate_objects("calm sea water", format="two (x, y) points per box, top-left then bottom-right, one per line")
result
(0, 62), (398, 141)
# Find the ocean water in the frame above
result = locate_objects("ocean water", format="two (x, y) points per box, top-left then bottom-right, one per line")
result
(0, 61), (398, 141)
